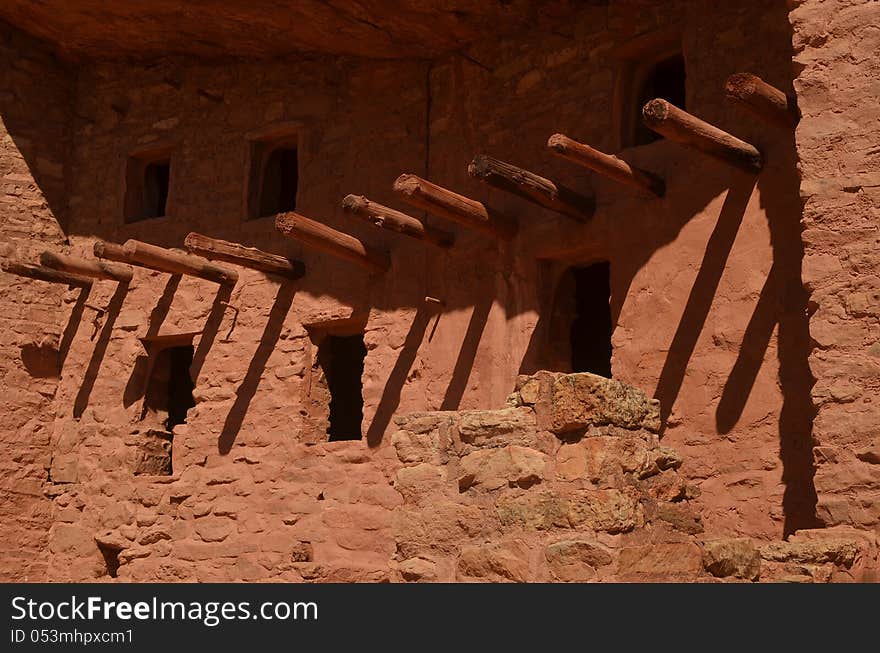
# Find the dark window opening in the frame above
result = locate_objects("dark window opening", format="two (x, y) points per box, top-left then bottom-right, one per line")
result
(632, 53), (687, 146)
(258, 146), (298, 217)
(570, 262), (612, 377)
(246, 132), (300, 220)
(318, 334), (366, 441)
(143, 161), (170, 219)
(143, 345), (195, 431)
(125, 151), (172, 223)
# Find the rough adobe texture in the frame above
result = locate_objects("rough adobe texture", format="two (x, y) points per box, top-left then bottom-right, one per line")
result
(0, 25), (72, 581)
(0, 0), (877, 582)
(789, 0), (880, 530)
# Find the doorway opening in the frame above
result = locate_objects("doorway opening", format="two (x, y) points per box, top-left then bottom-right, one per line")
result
(317, 334), (366, 441)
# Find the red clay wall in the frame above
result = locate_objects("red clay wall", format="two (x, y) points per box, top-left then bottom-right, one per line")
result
(0, 0), (836, 581)
(0, 23), (72, 581)
(790, 0), (880, 528)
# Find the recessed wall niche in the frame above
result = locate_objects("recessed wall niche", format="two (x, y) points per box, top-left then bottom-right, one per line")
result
(246, 125), (300, 220)
(124, 145), (174, 222)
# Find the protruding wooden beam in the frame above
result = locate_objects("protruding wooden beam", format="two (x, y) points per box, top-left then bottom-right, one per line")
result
(275, 212), (390, 274)
(184, 232), (305, 280)
(467, 154), (594, 222)
(547, 133), (665, 197)
(725, 73), (799, 129)
(108, 240), (238, 285)
(393, 174), (517, 240)
(641, 99), (763, 173)
(40, 251), (133, 283)
(93, 240), (128, 263)
(341, 194), (454, 248)
(1, 261), (93, 288)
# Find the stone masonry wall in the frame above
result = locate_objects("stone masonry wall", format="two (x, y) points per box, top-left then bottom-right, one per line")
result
(0, 23), (72, 582)
(789, 0), (880, 529)
(390, 372), (877, 582)
(4, 0), (872, 581)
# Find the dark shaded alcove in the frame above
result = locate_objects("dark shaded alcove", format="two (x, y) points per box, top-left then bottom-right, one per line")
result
(570, 263), (613, 377)
(125, 152), (171, 222)
(318, 334), (366, 441)
(143, 344), (196, 431)
(632, 53), (687, 146)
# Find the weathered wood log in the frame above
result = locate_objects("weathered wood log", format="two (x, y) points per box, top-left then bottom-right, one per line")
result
(725, 73), (799, 129)
(120, 240), (239, 285)
(184, 232), (305, 280)
(39, 251), (133, 283)
(393, 174), (517, 240)
(93, 240), (129, 263)
(1, 261), (93, 288)
(341, 195), (454, 248)
(641, 99), (764, 173)
(275, 212), (390, 274)
(467, 155), (594, 222)
(547, 133), (665, 197)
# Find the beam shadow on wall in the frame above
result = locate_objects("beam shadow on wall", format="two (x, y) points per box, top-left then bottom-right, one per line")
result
(715, 115), (819, 535)
(73, 282), (129, 418)
(58, 286), (90, 368)
(440, 297), (493, 411)
(123, 275), (180, 408)
(218, 283), (296, 454)
(191, 283), (234, 381)
(366, 305), (432, 447)
(653, 177), (756, 430)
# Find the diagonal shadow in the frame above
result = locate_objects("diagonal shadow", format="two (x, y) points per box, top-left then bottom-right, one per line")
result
(58, 286), (90, 369)
(440, 298), (493, 410)
(716, 264), (780, 434)
(654, 178), (756, 430)
(218, 284), (296, 454)
(124, 275), (180, 407)
(73, 283), (129, 418)
(191, 283), (234, 380)
(366, 306), (432, 447)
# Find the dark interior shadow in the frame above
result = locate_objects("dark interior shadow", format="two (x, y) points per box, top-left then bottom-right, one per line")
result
(440, 298), (493, 410)
(366, 306), (432, 447)
(73, 283), (129, 418)
(123, 275), (180, 408)
(58, 286), (90, 368)
(218, 284), (296, 454)
(653, 177), (757, 430)
(190, 283), (234, 380)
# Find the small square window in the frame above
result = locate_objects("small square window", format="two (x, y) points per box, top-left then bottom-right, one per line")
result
(124, 149), (172, 223)
(247, 133), (299, 219)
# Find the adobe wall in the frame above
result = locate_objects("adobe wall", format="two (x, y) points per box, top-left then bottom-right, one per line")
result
(0, 0), (837, 581)
(789, 0), (880, 528)
(0, 24), (72, 581)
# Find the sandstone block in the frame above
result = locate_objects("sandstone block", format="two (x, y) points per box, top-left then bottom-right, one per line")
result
(497, 488), (639, 534)
(394, 463), (449, 503)
(394, 501), (491, 559)
(457, 540), (531, 582)
(291, 541), (313, 562)
(702, 538), (760, 580)
(398, 556), (438, 582)
(545, 539), (613, 581)
(459, 445), (548, 491)
(549, 373), (660, 434)
(617, 543), (703, 578)
(457, 407), (538, 446)
(391, 429), (442, 465)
